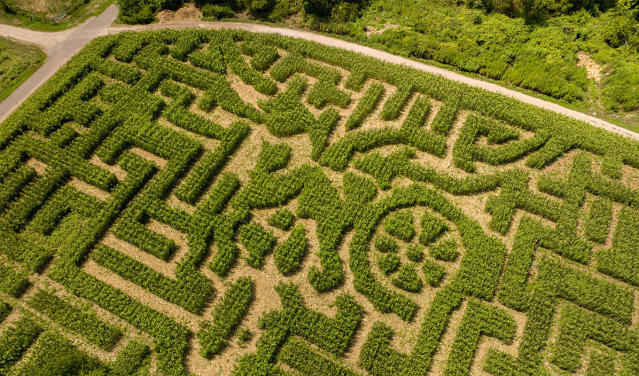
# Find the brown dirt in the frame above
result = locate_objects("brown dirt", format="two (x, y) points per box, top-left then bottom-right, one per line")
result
(89, 155), (127, 181)
(470, 304), (527, 374)
(26, 158), (48, 175)
(577, 52), (603, 83)
(69, 177), (110, 201)
(175, 3), (202, 22)
(5, 22), (638, 375)
(365, 22), (400, 38)
(156, 10), (176, 23)
(82, 259), (201, 331)
(129, 147), (167, 169)
(157, 3), (202, 23)
(228, 73), (269, 109)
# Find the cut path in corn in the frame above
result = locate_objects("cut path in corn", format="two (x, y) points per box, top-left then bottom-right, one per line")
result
(1, 9), (638, 142)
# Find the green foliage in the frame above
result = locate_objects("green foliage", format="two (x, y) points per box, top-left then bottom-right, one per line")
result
(422, 259), (445, 287)
(378, 253), (400, 274)
(374, 234), (398, 253)
(117, 0), (162, 24)
(0, 317), (42, 374)
(0, 263), (29, 297)
(392, 264), (423, 292)
(2, 28), (639, 376)
(443, 299), (515, 375)
(202, 4), (236, 19)
(584, 197), (612, 243)
(222, 39), (278, 95)
(267, 208), (295, 230)
(274, 224), (309, 275)
(345, 82), (385, 130)
(240, 223), (276, 268)
(430, 239), (459, 262)
(406, 244), (423, 262)
(13, 331), (106, 376)
(199, 277), (254, 357)
(28, 290), (122, 351)
(0, 37), (45, 101)
(602, 62), (639, 112)
(596, 207), (639, 287)
(383, 210), (415, 242)
(237, 328), (252, 343)
(419, 213), (447, 245)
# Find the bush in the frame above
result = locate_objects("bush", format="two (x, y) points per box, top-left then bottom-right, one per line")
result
(374, 235), (398, 253)
(392, 265), (423, 293)
(274, 224), (308, 275)
(267, 208), (295, 230)
(406, 245), (424, 262)
(383, 210), (415, 242)
(202, 4), (235, 19)
(378, 253), (400, 275)
(199, 277), (254, 357)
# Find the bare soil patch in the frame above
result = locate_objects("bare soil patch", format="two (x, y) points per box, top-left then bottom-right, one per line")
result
(577, 52), (603, 83)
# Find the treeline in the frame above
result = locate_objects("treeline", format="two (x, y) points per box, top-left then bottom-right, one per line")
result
(458, 0), (619, 19)
(117, 0), (369, 24)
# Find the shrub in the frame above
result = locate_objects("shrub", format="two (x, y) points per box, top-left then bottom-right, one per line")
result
(419, 213), (447, 245)
(374, 235), (398, 253)
(28, 290), (122, 351)
(199, 277), (254, 357)
(378, 253), (400, 275)
(422, 259), (445, 287)
(383, 210), (415, 242)
(267, 208), (295, 230)
(274, 224), (308, 275)
(406, 245), (424, 263)
(430, 239), (459, 262)
(239, 223), (276, 268)
(202, 4), (235, 19)
(392, 265), (423, 293)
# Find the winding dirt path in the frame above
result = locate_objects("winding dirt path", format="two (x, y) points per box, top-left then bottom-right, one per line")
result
(0, 9), (638, 141)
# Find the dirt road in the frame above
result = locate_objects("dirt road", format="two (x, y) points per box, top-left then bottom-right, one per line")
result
(1, 9), (638, 141)
(0, 5), (118, 123)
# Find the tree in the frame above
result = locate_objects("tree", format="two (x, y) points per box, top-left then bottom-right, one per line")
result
(304, 0), (337, 16)
(619, 0), (639, 9)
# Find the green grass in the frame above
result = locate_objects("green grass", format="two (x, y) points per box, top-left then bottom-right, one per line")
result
(0, 37), (45, 102)
(0, 0), (114, 31)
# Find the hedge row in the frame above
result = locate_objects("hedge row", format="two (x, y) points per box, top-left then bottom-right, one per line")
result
(267, 208), (295, 231)
(199, 277), (254, 357)
(274, 224), (308, 276)
(345, 82), (384, 130)
(28, 289), (122, 351)
(0, 317), (42, 374)
(0, 262), (29, 297)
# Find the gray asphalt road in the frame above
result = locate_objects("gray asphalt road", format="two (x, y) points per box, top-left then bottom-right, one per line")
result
(0, 4), (118, 123)
(1, 8), (638, 142)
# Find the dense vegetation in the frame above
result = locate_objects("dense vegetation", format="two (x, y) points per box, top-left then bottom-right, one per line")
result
(0, 28), (638, 375)
(117, 0), (639, 130)
(0, 37), (45, 102)
(0, 0), (113, 30)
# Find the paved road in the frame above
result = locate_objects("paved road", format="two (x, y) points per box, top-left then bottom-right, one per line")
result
(1, 10), (638, 141)
(0, 5), (118, 123)
(0, 25), (70, 52)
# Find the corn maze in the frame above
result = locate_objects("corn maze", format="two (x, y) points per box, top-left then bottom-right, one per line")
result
(0, 29), (638, 375)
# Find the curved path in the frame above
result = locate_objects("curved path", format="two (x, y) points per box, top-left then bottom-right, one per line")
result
(1, 10), (638, 141)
